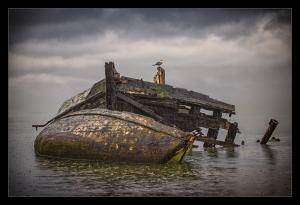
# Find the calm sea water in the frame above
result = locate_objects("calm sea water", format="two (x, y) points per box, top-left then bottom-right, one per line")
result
(8, 112), (292, 197)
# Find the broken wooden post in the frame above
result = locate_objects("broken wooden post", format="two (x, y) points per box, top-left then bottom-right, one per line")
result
(154, 66), (165, 85)
(260, 119), (278, 144)
(204, 110), (222, 147)
(189, 105), (201, 115)
(225, 122), (238, 143)
(105, 62), (118, 110)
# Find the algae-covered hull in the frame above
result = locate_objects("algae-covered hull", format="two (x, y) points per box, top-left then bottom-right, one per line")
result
(34, 109), (195, 163)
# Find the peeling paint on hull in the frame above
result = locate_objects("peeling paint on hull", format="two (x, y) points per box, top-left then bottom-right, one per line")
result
(34, 109), (195, 163)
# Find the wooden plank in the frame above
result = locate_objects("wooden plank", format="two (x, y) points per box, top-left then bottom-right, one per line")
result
(116, 88), (232, 132)
(126, 95), (231, 127)
(156, 112), (229, 132)
(116, 92), (164, 122)
(176, 98), (234, 114)
(137, 99), (179, 110)
(195, 136), (240, 147)
(124, 93), (234, 114)
(118, 77), (235, 113)
(115, 94), (231, 132)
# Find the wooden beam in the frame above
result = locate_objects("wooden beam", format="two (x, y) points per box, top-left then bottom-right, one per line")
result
(204, 110), (222, 147)
(114, 91), (232, 132)
(119, 76), (235, 112)
(116, 92), (164, 122)
(137, 99), (179, 110)
(115, 95), (231, 132)
(105, 62), (118, 110)
(176, 98), (234, 114)
(124, 95), (231, 130)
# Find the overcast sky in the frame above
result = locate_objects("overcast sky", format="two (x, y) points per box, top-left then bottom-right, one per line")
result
(8, 8), (292, 135)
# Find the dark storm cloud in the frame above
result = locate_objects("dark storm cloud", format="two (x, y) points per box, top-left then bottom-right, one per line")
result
(9, 8), (291, 45)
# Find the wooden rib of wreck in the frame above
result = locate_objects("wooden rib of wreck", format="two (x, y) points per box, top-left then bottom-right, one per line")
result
(33, 61), (239, 163)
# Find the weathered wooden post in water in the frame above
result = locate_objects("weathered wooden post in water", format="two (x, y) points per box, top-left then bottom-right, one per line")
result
(204, 110), (222, 147)
(260, 119), (279, 144)
(225, 122), (238, 143)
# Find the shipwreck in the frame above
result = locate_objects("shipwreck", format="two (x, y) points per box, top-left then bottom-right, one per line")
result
(33, 62), (239, 163)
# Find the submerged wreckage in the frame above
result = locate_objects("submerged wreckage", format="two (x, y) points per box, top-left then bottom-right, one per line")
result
(33, 62), (240, 163)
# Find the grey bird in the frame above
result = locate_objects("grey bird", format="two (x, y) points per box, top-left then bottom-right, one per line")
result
(152, 60), (163, 66)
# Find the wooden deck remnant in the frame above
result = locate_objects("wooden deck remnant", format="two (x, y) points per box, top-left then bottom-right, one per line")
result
(116, 92), (164, 122)
(45, 61), (239, 148)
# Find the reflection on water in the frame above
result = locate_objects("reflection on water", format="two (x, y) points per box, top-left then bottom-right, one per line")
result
(31, 156), (197, 196)
(8, 115), (292, 196)
(202, 146), (239, 159)
(224, 147), (239, 158)
(205, 147), (219, 158)
(35, 156), (195, 178)
(261, 145), (276, 165)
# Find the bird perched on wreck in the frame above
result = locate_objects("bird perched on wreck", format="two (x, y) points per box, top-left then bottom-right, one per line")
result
(152, 60), (163, 66)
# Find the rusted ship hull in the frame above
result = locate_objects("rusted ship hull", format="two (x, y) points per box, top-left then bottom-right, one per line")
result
(34, 109), (195, 163)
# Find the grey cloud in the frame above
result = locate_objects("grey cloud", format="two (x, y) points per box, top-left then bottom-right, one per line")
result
(8, 8), (292, 135)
